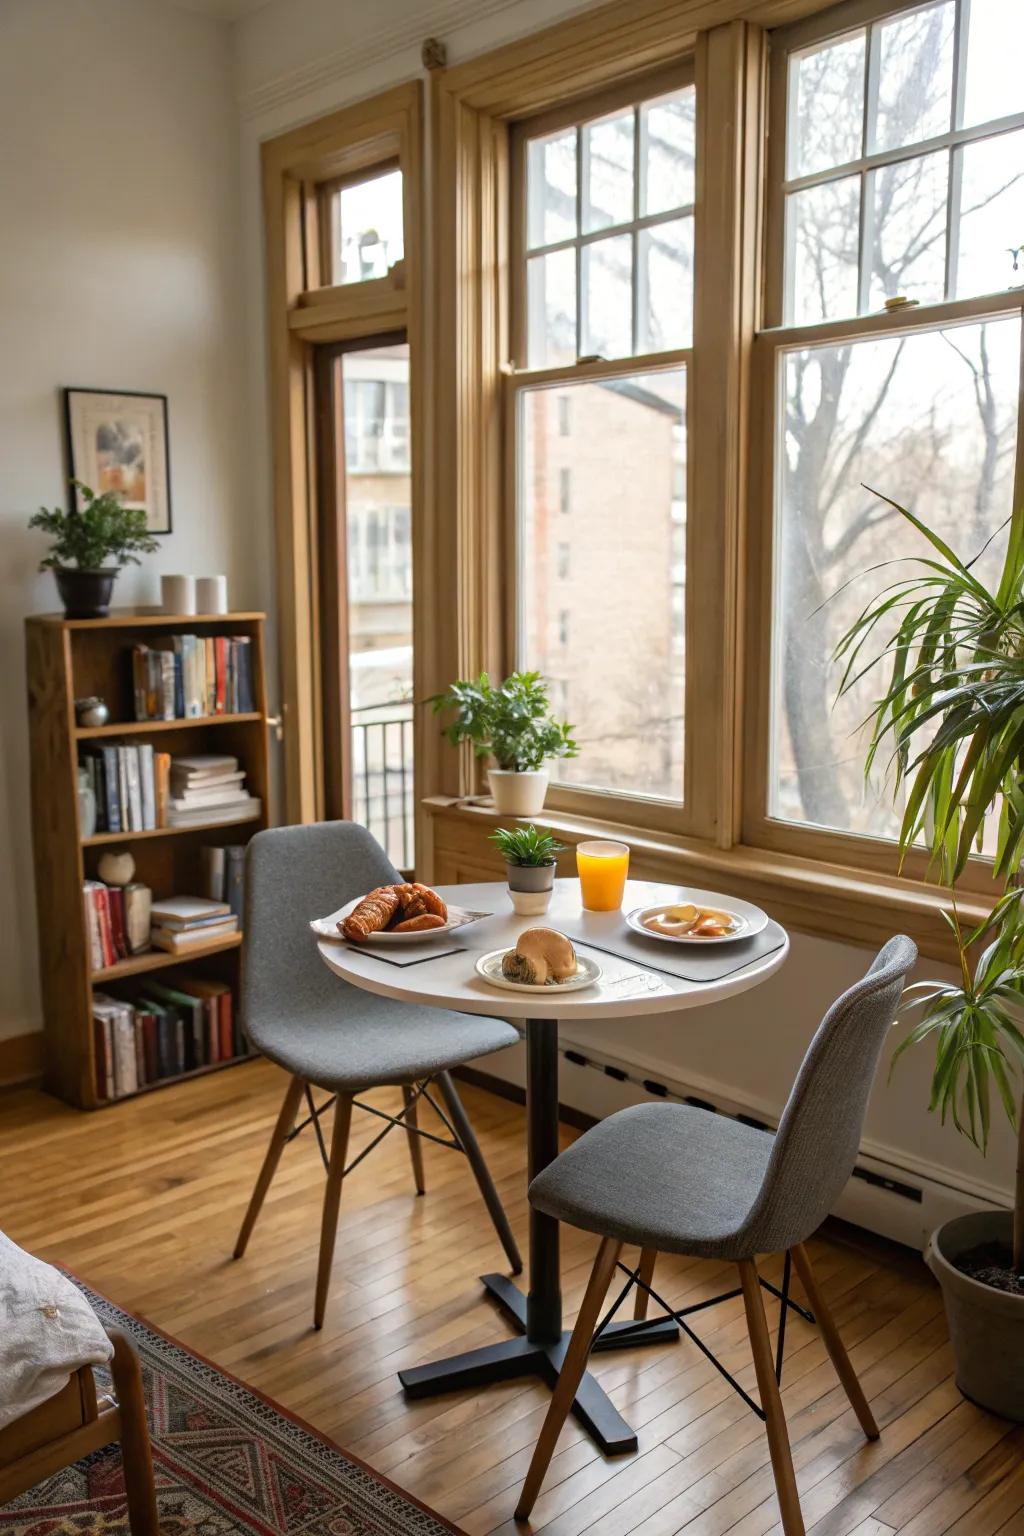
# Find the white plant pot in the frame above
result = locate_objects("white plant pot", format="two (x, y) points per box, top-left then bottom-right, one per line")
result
(488, 767), (549, 815)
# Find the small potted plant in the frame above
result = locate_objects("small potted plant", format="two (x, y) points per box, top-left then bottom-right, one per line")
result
(29, 480), (159, 618)
(490, 824), (566, 915)
(432, 670), (577, 814)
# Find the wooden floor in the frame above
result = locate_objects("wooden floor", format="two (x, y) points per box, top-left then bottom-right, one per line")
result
(2, 1059), (1022, 1535)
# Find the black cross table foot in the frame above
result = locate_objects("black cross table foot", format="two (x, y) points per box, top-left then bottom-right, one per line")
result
(397, 1018), (680, 1455)
(399, 1274), (678, 1453)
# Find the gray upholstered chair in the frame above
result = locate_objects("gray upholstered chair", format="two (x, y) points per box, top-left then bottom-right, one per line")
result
(233, 821), (521, 1328)
(515, 935), (917, 1534)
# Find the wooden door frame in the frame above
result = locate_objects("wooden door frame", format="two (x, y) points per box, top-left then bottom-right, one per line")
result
(262, 81), (423, 840)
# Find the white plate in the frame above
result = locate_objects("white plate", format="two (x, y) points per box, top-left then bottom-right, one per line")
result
(475, 947), (602, 993)
(310, 897), (487, 946)
(626, 890), (768, 946)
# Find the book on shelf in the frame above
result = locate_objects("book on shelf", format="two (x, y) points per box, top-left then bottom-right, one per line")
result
(79, 747), (259, 834)
(92, 976), (244, 1100)
(131, 634), (256, 721)
(150, 917), (239, 953)
(84, 880), (152, 970)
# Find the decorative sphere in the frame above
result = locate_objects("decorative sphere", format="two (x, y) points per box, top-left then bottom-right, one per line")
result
(98, 849), (135, 887)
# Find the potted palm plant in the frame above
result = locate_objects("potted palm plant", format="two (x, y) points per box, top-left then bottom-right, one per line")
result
(29, 481), (159, 617)
(836, 488), (1024, 1419)
(432, 670), (577, 814)
(490, 824), (566, 915)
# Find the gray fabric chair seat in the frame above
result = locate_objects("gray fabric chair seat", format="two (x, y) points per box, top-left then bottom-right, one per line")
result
(530, 1102), (774, 1259)
(256, 981), (518, 1091)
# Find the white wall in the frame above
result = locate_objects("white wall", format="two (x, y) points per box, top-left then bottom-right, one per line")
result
(0, 0), (254, 1043)
(231, 0), (1018, 1229)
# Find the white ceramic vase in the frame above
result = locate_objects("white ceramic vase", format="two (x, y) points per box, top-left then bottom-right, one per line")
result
(488, 767), (549, 815)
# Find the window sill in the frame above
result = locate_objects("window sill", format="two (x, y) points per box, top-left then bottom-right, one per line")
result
(423, 794), (985, 965)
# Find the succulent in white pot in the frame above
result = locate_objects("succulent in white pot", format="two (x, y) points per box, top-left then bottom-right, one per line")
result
(489, 823), (566, 915)
(432, 670), (577, 815)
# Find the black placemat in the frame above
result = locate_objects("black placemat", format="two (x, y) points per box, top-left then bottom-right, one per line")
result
(551, 911), (788, 983)
(321, 938), (465, 968)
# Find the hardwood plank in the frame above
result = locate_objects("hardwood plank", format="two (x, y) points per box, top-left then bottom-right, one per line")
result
(1, 1062), (1018, 1536)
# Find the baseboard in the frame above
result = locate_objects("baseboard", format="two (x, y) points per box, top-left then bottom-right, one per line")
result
(0, 1031), (43, 1088)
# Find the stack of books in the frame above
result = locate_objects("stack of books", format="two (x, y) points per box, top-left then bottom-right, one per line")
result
(131, 634), (256, 720)
(92, 977), (244, 1099)
(149, 894), (239, 954)
(83, 880), (152, 970)
(201, 843), (246, 918)
(166, 755), (260, 829)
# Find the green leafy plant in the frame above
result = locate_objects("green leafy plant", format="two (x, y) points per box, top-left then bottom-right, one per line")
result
(835, 487), (1024, 1269)
(432, 671), (577, 773)
(29, 481), (159, 570)
(489, 824), (566, 866)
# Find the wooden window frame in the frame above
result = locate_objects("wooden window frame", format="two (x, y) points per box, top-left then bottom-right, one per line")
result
(506, 64), (695, 834)
(262, 82), (424, 847)
(742, 0), (1024, 902)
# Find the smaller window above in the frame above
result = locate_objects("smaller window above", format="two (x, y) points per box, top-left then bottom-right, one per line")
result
(327, 167), (404, 286)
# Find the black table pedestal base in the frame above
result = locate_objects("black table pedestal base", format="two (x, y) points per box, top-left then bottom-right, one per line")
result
(398, 1271), (680, 1454)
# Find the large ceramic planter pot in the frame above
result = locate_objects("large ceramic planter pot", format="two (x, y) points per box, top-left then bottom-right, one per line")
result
(505, 859), (555, 916)
(488, 767), (549, 815)
(926, 1210), (1024, 1420)
(54, 566), (118, 619)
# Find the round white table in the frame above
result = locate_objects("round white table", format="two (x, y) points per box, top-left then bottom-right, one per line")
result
(318, 876), (788, 1453)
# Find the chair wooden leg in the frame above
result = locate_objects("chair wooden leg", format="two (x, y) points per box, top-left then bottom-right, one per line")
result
(437, 1071), (522, 1274)
(792, 1242), (879, 1440)
(738, 1259), (805, 1536)
(515, 1237), (622, 1522)
(313, 1094), (354, 1330)
(634, 1247), (657, 1319)
(234, 1073), (305, 1259)
(402, 1084), (426, 1195)
(108, 1330), (159, 1536)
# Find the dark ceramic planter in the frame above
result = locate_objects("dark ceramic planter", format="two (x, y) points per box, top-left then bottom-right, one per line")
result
(54, 566), (119, 619)
(505, 859), (555, 916)
(926, 1210), (1024, 1420)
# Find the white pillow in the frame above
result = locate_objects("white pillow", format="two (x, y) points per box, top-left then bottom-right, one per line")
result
(0, 1230), (113, 1430)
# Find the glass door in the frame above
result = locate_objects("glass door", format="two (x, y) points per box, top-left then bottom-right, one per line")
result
(317, 337), (414, 870)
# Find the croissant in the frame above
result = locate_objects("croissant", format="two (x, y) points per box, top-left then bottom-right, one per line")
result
(341, 886), (401, 941)
(392, 913), (446, 932)
(394, 883), (448, 922)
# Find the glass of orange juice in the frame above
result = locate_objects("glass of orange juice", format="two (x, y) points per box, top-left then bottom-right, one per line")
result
(576, 840), (630, 911)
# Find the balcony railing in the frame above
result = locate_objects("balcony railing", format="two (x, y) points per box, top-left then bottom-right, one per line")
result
(350, 704), (414, 872)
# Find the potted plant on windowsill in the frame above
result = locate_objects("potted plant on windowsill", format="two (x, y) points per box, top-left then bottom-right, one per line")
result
(836, 488), (1024, 1419)
(29, 481), (159, 618)
(490, 824), (566, 915)
(432, 670), (577, 815)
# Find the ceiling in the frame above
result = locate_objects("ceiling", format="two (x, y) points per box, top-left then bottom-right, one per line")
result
(161, 0), (274, 20)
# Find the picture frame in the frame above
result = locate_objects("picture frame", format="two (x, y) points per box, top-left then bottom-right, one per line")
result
(63, 387), (172, 535)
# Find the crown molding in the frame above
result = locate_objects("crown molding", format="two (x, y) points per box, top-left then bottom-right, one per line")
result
(239, 0), (533, 122)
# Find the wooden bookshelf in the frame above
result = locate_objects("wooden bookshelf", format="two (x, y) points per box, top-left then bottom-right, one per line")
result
(25, 609), (270, 1109)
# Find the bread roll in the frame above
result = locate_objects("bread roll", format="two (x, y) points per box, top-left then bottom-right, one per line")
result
(501, 927), (577, 985)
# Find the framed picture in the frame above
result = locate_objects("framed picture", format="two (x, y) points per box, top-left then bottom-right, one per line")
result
(63, 388), (172, 535)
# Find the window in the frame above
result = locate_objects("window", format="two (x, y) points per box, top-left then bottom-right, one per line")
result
(756, 0), (1024, 869)
(512, 69), (694, 807)
(324, 166), (405, 286)
(778, 0), (1024, 324)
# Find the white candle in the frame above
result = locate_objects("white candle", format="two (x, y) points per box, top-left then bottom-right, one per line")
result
(196, 574), (229, 614)
(161, 574), (196, 615)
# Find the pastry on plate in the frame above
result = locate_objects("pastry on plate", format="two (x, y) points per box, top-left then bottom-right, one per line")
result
(501, 928), (577, 985)
(341, 886), (402, 940)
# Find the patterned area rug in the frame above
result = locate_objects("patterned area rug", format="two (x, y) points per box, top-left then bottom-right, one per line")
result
(0, 1283), (462, 1536)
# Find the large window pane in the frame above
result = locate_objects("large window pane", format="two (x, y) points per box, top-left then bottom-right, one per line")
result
(527, 248), (576, 368)
(787, 32), (865, 179)
(955, 130), (1024, 298)
(583, 111), (634, 233)
(769, 317), (1021, 834)
(962, 0), (1024, 128)
(870, 1), (954, 153)
(581, 234), (632, 358)
(331, 169), (404, 285)
(786, 175), (861, 323)
(641, 87), (696, 215)
(866, 150), (949, 309)
(527, 130), (577, 247)
(519, 369), (686, 799)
